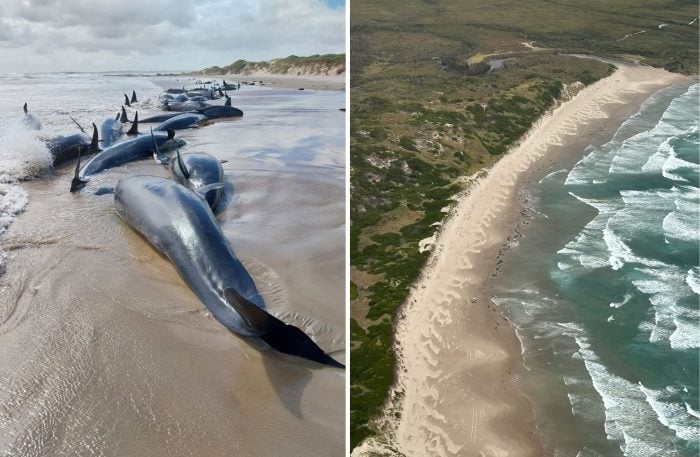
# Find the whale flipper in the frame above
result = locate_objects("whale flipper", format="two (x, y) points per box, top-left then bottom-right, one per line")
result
(124, 94), (130, 107)
(224, 288), (344, 368)
(175, 147), (190, 179)
(150, 128), (165, 164)
(196, 183), (224, 195)
(126, 112), (138, 135)
(131, 90), (137, 104)
(70, 147), (88, 192)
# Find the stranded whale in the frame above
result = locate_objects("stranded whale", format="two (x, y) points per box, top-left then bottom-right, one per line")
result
(71, 129), (185, 190)
(114, 175), (343, 368)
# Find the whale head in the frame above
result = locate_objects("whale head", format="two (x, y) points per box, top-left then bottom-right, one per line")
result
(224, 288), (344, 368)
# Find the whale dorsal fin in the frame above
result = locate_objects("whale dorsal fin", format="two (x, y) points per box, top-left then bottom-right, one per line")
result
(120, 106), (130, 123)
(124, 94), (130, 107)
(115, 112), (120, 121)
(90, 123), (100, 152)
(131, 90), (137, 104)
(126, 111), (138, 135)
(225, 96), (231, 107)
(175, 147), (190, 180)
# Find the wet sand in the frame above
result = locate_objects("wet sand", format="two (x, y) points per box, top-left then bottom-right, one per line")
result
(352, 64), (688, 456)
(0, 83), (345, 455)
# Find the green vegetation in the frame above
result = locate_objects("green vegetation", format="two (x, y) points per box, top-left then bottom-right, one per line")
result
(199, 54), (345, 76)
(350, 0), (698, 449)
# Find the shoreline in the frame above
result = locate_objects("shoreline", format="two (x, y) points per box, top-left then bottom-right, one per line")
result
(352, 64), (689, 456)
(178, 72), (345, 91)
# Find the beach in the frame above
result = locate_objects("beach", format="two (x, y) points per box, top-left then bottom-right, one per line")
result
(0, 73), (345, 455)
(187, 72), (346, 91)
(352, 63), (689, 456)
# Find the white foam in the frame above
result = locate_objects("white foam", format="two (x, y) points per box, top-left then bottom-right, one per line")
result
(574, 335), (688, 456)
(686, 268), (700, 295)
(610, 293), (632, 308)
(638, 383), (700, 443)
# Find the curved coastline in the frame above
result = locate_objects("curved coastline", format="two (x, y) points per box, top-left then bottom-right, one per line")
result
(353, 63), (690, 456)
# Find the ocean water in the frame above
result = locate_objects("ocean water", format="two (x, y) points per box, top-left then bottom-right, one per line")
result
(493, 83), (698, 457)
(0, 73), (345, 455)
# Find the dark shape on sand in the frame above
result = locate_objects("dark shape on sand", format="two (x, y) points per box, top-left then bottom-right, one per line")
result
(131, 90), (138, 104)
(124, 94), (130, 107)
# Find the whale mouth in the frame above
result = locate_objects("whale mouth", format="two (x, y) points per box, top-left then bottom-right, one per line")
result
(224, 288), (344, 369)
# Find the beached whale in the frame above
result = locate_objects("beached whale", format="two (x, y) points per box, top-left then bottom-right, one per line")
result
(153, 112), (207, 132)
(114, 175), (343, 368)
(100, 113), (122, 148)
(138, 112), (185, 123)
(197, 105), (243, 119)
(165, 100), (205, 112)
(170, 148), (225, 210)
(45, 123), (100, 166)
(71, 129), (185, 190)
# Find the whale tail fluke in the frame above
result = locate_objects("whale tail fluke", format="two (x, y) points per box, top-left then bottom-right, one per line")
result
(70, 147), (88, 192)
(131, 90), (137, 104)
(124, 94), (130, 107)
(120, 106), (130, 123)
(224, 288), (344, 369)
(127, 112), (138, 135)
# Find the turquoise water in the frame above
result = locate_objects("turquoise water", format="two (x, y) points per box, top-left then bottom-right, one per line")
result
(494, 83), (699, 457)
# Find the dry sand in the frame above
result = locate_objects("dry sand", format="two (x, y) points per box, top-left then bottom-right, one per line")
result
(352, 63), (688, 457)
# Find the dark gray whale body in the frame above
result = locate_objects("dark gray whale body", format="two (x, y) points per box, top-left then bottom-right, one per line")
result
(171, 150), (224, 210)
(77, 131), (185, 180)
(153, 112), (207, 132)
(114, 176), (343, 368)
(197, 105), (243, 119)
(45, 123), (99, 166)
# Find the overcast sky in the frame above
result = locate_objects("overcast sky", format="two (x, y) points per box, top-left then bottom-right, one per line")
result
(0, 0), (345, 73)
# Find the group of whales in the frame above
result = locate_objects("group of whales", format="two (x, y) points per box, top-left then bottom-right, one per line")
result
(23, 87), (343, 369)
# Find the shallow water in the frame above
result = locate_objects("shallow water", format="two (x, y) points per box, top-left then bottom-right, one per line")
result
(493, 83), (698, 457)
(0, 74), (345, 456)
